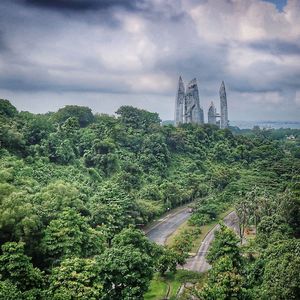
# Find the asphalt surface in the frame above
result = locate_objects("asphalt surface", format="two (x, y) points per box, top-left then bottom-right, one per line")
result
(183, 211), (240, 272)
(145, 207), (240, 273)
(146, 208), (191, 245)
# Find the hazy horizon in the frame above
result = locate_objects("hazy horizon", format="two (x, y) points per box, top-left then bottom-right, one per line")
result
(6, 98), (300, 127)
(1, 0), (300, 121)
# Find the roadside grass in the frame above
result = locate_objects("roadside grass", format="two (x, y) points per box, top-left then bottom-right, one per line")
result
(166, 273), (181, 299)
(179, 272), (209, 300)
(146, 206), (235, 299)
(144, 270), (204, 300)
(144, 273), (168, 300)
(166, 206), (234, 254)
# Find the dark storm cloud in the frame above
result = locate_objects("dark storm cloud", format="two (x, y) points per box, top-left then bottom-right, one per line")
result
(17, 0), (142, 12)
(0, 73), (130, 94)
(249, 39), (300, 56)
(226, 61), (300, 95)
(19, 0), (188, 26)
(0, 31), (8, 52)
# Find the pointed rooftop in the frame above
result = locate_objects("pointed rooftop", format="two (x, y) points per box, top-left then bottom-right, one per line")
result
(174, 75), (185, 126)
(219, 81), (226, 93)
(187, 78), (197, 89)
(177, 76), (185, 93)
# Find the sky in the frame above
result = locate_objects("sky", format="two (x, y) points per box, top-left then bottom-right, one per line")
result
(0, 0), (300, 121)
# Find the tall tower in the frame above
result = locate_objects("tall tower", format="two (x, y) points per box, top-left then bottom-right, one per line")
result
(174, 76), (185, 126)
(199, 107), (204, 125)
(185, 78), (204, 124)
(208, 101), (217, 125)
(219, 81), (228, 129)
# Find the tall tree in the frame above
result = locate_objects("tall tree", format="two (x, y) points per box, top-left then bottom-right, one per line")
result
(99, 245), (153, 300)
(0, 242), (44, 293)
(46, 257), (103, 300)
(206, 224), (241, 267)
(52, 105), (94, 127)
(0, 99), (18, 118)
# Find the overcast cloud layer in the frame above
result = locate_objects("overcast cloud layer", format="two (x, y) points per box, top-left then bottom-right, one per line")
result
(0, 0), (299, 121)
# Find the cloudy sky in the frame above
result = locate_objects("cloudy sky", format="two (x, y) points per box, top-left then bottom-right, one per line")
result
(0, 0), (299, 121)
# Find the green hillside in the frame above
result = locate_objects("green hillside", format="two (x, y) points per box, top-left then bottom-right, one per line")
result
(0, 99), (299, 299)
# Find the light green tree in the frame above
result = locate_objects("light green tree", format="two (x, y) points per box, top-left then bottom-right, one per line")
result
(46, 257), (103, 300)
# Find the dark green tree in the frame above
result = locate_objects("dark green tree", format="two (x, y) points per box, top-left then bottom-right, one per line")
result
(260, 239), (300, 299)
(116, 105), (160, 132)
(99, 245), (153, 300)
(197, 256), (248, 300)
(84, 138), (118, 176)
(207, 224), (241, 267)
(0, 99), (18, 118)
(52, 105), (94, 127)
(41, 209), (104, 262)
(0, 242), (44, 293)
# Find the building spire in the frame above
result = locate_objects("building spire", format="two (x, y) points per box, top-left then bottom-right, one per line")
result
(185, 78), (204, 124)
(174, 76), (185, 126)
(174, 77), (228, 128)
(208, 101), (217, 125)
(219, 81), (228, 129)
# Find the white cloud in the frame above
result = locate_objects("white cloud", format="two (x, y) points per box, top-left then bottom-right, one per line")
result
(188, 0), (300, 43)
(126, 73), (173, 93)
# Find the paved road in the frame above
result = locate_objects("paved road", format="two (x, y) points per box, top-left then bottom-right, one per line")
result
(146, 208), (191, 245)
(145, 208), (240, 273)
(183, 211), (239, 272)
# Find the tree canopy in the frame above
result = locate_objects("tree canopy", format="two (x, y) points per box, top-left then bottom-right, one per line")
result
(0, 100), (299, 299)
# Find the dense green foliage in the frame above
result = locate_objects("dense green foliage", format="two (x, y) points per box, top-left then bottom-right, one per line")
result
(197, 229), (248, 300)
(191, 147), (300, 299)
(0, 99), (299, 299)
(194, 219), (299, 299)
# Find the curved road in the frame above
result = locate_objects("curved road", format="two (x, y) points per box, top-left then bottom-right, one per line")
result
(146, 207), (191, 245)
(146, 208), (240, 273)
(183, 211), (239, 272)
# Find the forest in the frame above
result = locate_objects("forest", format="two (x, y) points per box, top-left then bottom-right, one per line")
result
(0, 99), (299, 299)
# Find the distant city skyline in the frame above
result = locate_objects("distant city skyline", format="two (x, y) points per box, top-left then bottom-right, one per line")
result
(0, 0), (299, 121)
